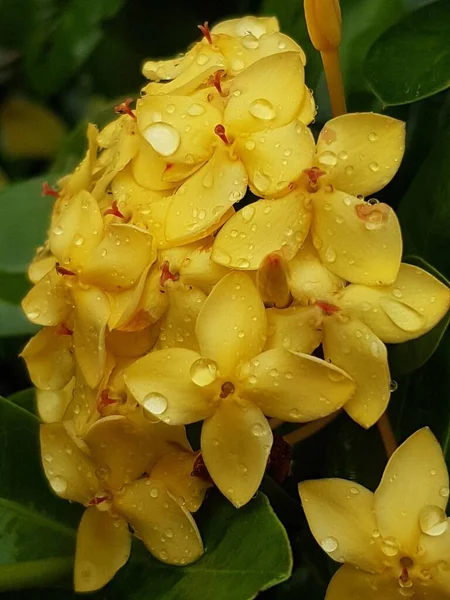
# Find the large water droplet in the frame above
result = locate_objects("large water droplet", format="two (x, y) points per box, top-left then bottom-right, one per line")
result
(419, 505), (449, 537)
(321, 537), (338, 553)
(249, 99), (275, 121)
(252, 423), (265, 436)
(381, 536), (398, 556)
(241, 34), (259, 50)
(143, 123), (180, 157)
(50, 475), (67, 494)
(143, 392), (168, 415)
(187, 103), (206, 116)
(150, 487), (159, 498)
(241, 204), (255, 223)
(253, 170), (270, 192)
(318, 151), (337, 167)
(190, 358), (218, 387)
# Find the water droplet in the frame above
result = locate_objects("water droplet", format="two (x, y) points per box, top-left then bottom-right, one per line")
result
(249, 99), (276, 121)
(343, 197), (352, 207)
(321, 537), (338, 553)
(187, 103), (206, 116)
(350, 487), (360, 495)
(212, 248), (232, 265)
(345, 166), (354, 175)
(369, 161), (379, 172)
(392, 288), (403, 299)
(190, 358), (218, 387)
(52, 225), (64, 236)
(318, 151), (337, 167)
(27, 308), (41, 320)
(143, 122), (180, 156)
(166, 104), (176, 114)
(368, 132), (378, 142)
(143, 392), (168, 415)
(440, 486), (450, 498)
(324, 246), (337, 263)
(390, 380), (398, 392)
(232, 59), (245, 72)
(196, 53), (208, 66)
(150, 487), (159, 498)
(338, 151), (348, 160)
(381, 536), (398, 556)
(50, 475), (67, 494)
(44, 453), (53, 463)
(237, 331), (245, 339)
(252, 423), (265, 437)
(370, 340), (381, 358)
(244, 139), (256, 151)
(420, 505), (448, 537)
(95, 464), (110, 481)
(237, 258), (250, 268)
(159, 549), (169, 560)
(241, 34), (259, 49)
(241, 204), (255, 223)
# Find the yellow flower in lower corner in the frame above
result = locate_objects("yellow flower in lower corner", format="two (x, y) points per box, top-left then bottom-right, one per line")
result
(124, 271), (355, 508)
(299, 428), (450, 599)
(40, 415), (205, 592)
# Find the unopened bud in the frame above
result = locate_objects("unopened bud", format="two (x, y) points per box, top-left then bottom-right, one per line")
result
(304, 0), (342, 52)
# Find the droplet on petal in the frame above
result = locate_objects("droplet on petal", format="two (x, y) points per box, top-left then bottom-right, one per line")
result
(50, 475), (68, 494)
(249, 99), (276, 121)
(142, 392), (168, 415)
(419, 505), (448, 537)
(381, 536), (398, 556)
(320, 536), (338, 553)
(143, 123), (180, 156)
(190, 358), (218, 387)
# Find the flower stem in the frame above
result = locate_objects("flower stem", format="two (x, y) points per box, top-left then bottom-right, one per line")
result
(283, 411), (340, 445)
(377, 412), (397, 458)
(321, 49), (347, 117)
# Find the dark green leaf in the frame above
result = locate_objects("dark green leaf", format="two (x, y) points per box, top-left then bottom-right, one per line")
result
(8, 387), (36, 415)
(0, 271), (36, 338)
(0, 175), (60, 274)
(24, 0), (126, 97)
(365, 1), (450, 106)
(0, 397), (82, 591)
(397, 119), (450, 278)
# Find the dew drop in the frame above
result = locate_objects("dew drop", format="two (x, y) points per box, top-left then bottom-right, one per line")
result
(249, 98), (276, 121)
(253, 170), (271, 192)
(159, 549), (169, 561)
(369, 161), (379, 172)
(368, 132), (378, 142)
(241, 204), (255, 223)
(244, 139), (256, 151)
(150, 487), (159, 498)
(419, 505), (448, 537)
(190, 358), (218, 387)
(321, 537), (338, 553)
(392, 288), (403, 299)
(196, 53), (208, 66)
(52, 225), (64, 236)
(143, 392), (168, 415)
(324, 246), (337, 263)
(232, 59), (245, 72)
(212, 248), (232, 265)
(187, 103), (205, 116)
(381, 536), (398, 556)
(27, 308), (41, 320)
(318, 151), (337, 167)
(252, 423), (265, 437)
(390, 380), (398, 392)
(50, 475), (67, 494)
(237, 258), (250, 268)
(143, 123), (180, 156)
(440, 486), (450, 498)
(345, 166), (354, 175)
(73, 234), (84, 246)
(241, 34), (259, 49)
(370, 340), (381, 358)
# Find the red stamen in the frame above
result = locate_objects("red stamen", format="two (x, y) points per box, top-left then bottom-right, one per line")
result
(97, 389), (116, 413)
(55, 263), (75, 276)
(303, 167), (326, 186)
(160, 261), (179, 286)
(164, 163), (173, 172)
(114, 98), (136, 120)
(400, 567), (409, 585)
(266, 433), (292, 484)
(88, 495), (108, 506)
(198, 21), (212, 44)
(208, 70), (227, 97)
(316, 300), (340, 316)
(42, 181), (59, 198)
(214, 124), (230, 146)
(191, 452), (212, 482)
(103, 200), (125, 219)
(56, 323), (73, 336)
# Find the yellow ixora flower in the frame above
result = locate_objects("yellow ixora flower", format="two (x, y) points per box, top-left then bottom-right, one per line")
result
(260, 239), (450, 428)
(124, 271), (356, 508)
(212, 112), (405, 285)
(41, 414), (206, 592)
(299, 428), (450, 599)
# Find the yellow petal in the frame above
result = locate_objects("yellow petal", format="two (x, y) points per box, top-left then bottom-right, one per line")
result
(297, 87), (316, 126)
(236, 119), (315, 197)
(129, 418), (191, 466)
(28, 247), (56, 284)
(240, 348), (355, 421)
(21, 327), (74, 391)
(137, 95), (221, 167)
(37, 379), (74, 423)
(201, 397), (272, 507)
(211, 16), (279, 38)
(195, 272), (267, 376)
(288, 236), (344, 304)
(419, 526), (450, 567)
(312, 188), (402, 285)
(63, 372), (100, 437)
(151, 450), (212, 512)
(114, 478), (203, 565)
(165, 146), (247, 245)
(325, 565), (401, 600)
(124, 348), (215, 424)
(75, 508), (130, 593)
(178, 238), (230, 294)
(84, 415), (156, 491)
(72, 288), (110, 389)
(256, 251), (292, 309)
(63, 124), (98, 197)
(80, 224), (154, 292)
(107, 265), (151, 331)
(322, 316), (390, 428)
(130, 136), (177, 191)
(299, 479), (384, 572)
(225, 52), (305, 136)
(40, 423), (98, 504)
(212, 188), (311, 271)
(107, 327), (158, 358)
(157, 283), (206, 351)
(374, 428), (449, 555)
(265, 305), (323, 354)
(137, 265), (169, 327)
(22, 269), (71, 326)
(316, 113), (405, 196)
(339, 264), (450, 343)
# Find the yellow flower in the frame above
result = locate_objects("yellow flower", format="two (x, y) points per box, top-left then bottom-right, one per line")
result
(41, 415), (205, 592)
(124, 271), (355, 507)
(263, 239), (450, 427)
(299, 428), (450, 599)
(212, 112), (405, 284)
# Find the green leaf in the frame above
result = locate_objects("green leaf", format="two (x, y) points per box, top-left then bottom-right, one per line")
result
(365, 1), (450, 106)
(24, 0), (126, 98)
(8, 388), (37, 415)
(105, 491), (292, 600)
(0, 271), (37, 337)
(0, 396), (82, 591)
(397, 119), (450, 278)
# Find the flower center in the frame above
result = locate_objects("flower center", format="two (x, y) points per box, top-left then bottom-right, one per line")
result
(220, 381), (235, 398)
(214, 123), (231, 145)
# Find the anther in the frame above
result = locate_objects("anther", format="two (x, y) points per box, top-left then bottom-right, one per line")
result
(209, 70), (227, 97)
(97, 389), (116, 413)
(198, 21), (212, 44)
(303, 167), (326, 191)
(114, 98), (136, 120)
(55, 263), (75, 276)
(266, 433), (292, 484)
(191, 452), (212, 482)
(103, 200), (125, 219)
(41, 181), (59, 198)
(160, 261), (179, 286)
(55, 323), (73, 336)
(214, 124), (230, 146)
(220, 381), (235, 398)
(316, 300), (340, 315)
(88, 495), (109, 506)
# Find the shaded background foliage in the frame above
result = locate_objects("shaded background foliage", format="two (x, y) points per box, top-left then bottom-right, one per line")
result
(0, 0), (449, 597)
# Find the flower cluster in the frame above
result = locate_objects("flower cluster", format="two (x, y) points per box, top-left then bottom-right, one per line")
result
(21, 15), (450, 593)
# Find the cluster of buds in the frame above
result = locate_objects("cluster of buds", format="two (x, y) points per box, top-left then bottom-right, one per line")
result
(21, 15), (450, 593)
